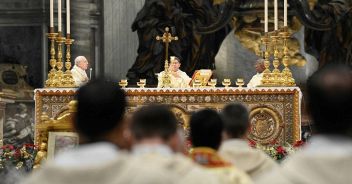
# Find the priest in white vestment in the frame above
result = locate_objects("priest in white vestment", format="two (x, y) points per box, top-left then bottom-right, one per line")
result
(256, 64), (352, 184)
(247, 59), (265, 88)
(157, 56), (191, 88)
(219, 103), (277, 179)
(130, 105), (221, 184)
(71, 56), (89, 87)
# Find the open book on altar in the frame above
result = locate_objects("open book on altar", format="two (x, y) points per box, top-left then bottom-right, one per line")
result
(189, 69), (212, 86)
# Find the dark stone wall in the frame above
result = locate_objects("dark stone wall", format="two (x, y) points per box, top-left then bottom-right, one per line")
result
(0, 0), (45, 88)
(0, 0), (103, 88)
(0, 27), (43, 88)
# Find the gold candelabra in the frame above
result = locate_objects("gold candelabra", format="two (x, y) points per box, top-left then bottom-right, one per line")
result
(45, 29), (76, 88)
(259, 28), (296, 87)
(156, 27), (178, 88)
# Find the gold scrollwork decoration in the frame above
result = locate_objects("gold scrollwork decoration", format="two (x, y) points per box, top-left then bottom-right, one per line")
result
(248, 106), (283, 144)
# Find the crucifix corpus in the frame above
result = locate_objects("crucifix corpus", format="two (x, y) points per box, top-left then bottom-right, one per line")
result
(156, 27), (178, 88)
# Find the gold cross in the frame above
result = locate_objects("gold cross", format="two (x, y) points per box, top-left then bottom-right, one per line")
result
(156, 27), (178, 62)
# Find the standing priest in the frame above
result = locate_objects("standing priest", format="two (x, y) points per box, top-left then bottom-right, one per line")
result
(157, 56), (191, 88)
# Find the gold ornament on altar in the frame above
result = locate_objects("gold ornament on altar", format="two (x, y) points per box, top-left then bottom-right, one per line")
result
(156, 27), (178, 88)
(137, 79), (146, 88)
(193, 79), (202, 88)
(45, 32), (76, 88)
(222, 78), (231, 88)
(236, 78), (245, 88)
(62, 34), (75, 87)
(207, 79), (217, 88)
(259, 29), (296, 87)
(45, 31), (58, 87)
(258, 0), (296, 87)
(279, 27), (296, 86)
(118, 79), (128, 88)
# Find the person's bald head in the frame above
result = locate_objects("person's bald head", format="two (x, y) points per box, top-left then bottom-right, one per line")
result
(74, 56), (89, 70)
(255, 59), (265, 73)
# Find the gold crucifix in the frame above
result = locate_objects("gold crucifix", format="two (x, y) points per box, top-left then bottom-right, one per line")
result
(156, 27), (178, 88)
(156, 27), (178, 63)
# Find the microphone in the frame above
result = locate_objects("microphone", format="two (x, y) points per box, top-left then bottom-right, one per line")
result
(89, 68), (92, 80)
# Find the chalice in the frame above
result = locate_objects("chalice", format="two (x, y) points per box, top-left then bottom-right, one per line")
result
(236, 78), (245, 88)
(118, 79), (128, 88)
(207, 79), (217, 88)
(222, 79), (231, 88)
(137, 79), (146, 88)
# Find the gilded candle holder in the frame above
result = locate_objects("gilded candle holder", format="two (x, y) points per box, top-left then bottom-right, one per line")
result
(137, 79), (146, 88)
(54, 32), (66, 87)
(118, 79), (128, 88)
(271, 32), (282, 86)
(235, 78), (245, 88)
(279, 27), (296, 86)
(62, 34), (76, 87)
(45, 31), (58, 87)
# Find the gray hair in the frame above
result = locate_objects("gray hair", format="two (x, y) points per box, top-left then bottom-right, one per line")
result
(256, 58), (265, 64)
(74, 56), (87, 65)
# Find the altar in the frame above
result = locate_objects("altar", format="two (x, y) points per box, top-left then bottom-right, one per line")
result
(34, 87), (301, 146)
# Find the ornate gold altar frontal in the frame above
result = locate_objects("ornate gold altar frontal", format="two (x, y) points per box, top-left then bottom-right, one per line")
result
(34, 87), (301, 145)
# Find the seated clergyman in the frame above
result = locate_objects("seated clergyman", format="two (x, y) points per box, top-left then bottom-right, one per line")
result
(71, 56), (89, 87)
(157, 56), (191, 88)
(247, 59), (265, 88)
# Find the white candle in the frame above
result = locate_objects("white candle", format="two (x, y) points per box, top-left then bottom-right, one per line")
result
(274, 0), (278, 30)
(58, 0), (62, 32)
(284, 0), (288, 27)
(50, 0), (54, 28)
(66, 0), (70, 34)
(264, 0), (268, 32)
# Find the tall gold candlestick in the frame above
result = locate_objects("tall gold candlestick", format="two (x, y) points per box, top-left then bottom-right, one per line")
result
(271, 32), (282, 85)
(279, 27), (296, 86)
(45, 30), (58, 87)
(54, 32), (66, 87)
(63, 34), (75, 87)
(261, 34), (271, 86)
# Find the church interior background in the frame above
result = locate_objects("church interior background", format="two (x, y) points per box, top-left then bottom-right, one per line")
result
(1, 0), (350, 174)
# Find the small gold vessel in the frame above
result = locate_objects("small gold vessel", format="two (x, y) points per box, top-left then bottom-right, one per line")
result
(118, 79), (128, 88)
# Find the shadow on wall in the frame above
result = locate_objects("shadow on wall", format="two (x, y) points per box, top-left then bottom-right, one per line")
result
(0, 26), (42, 88)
